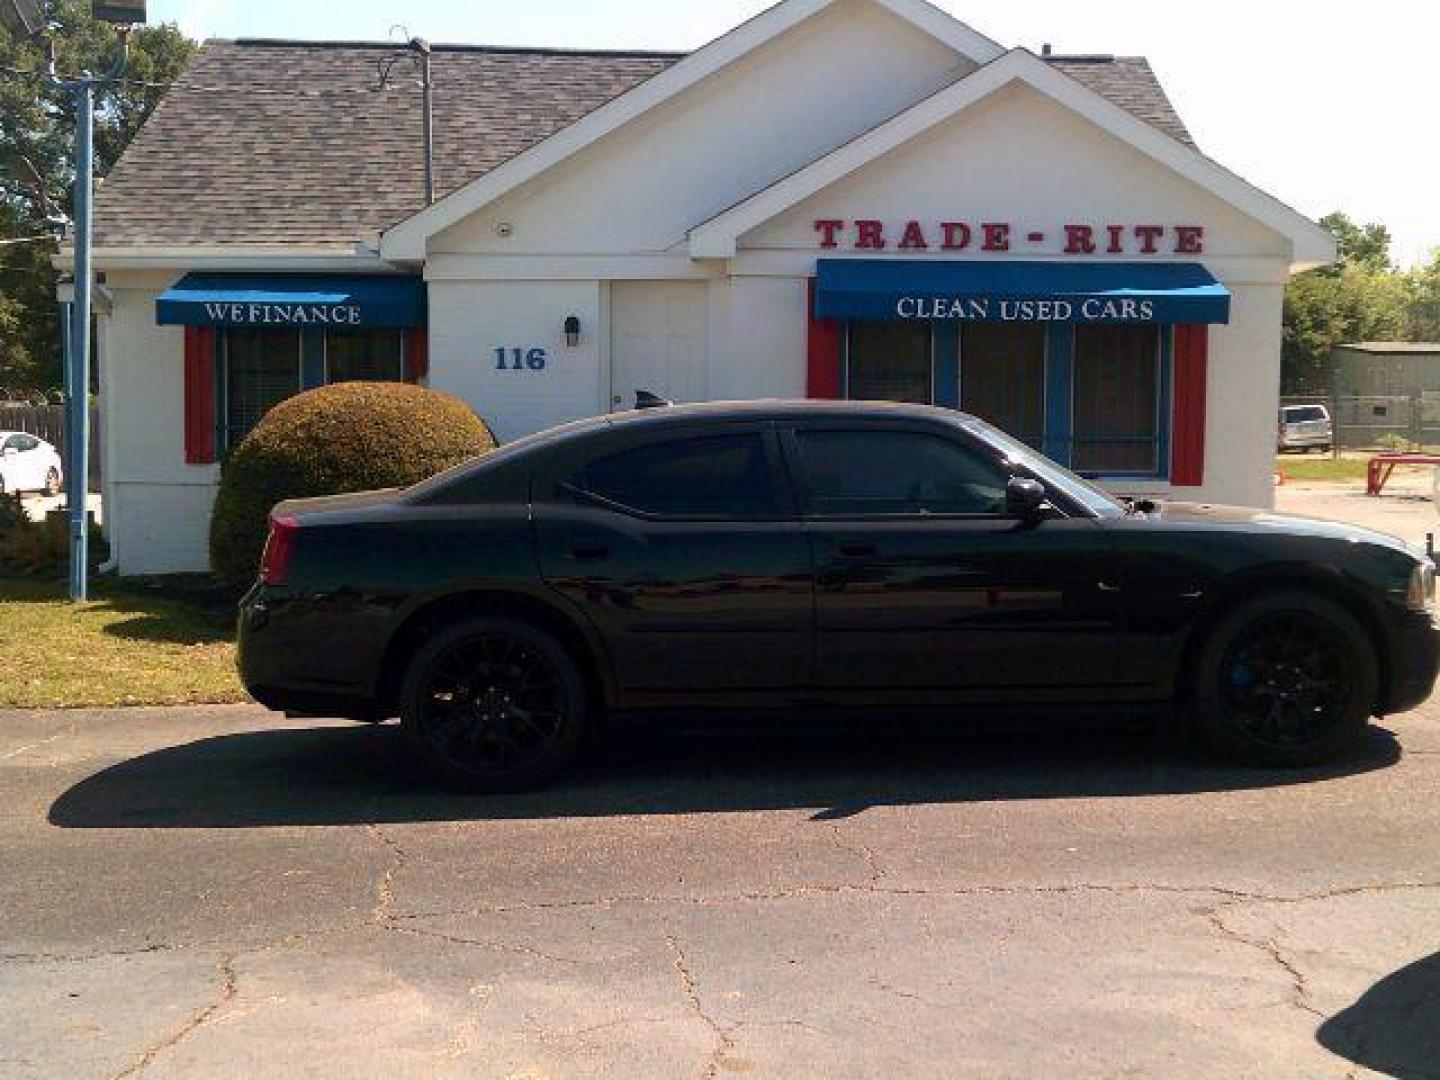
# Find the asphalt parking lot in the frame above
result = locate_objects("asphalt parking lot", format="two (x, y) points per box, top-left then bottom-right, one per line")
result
(3, 704), (1438, 1078)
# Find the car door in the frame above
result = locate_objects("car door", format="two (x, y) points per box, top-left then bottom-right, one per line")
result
(783, 421), (1121, 698)
(533, 423), (813, 704)
(17, 436), (46, 490)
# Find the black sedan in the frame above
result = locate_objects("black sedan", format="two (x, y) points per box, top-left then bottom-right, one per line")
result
(238, 401), (1439, 790)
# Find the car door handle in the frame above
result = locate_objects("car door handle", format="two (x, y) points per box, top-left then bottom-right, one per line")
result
(838, 544), (877, 559)
(568, 545), (611, 563)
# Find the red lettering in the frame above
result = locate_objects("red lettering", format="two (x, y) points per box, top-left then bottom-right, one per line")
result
(982, 223), (1011, 252)
(1065, 225), (1097, 255)
(1135, 225), (1166, 254)
(1174, 225), (1205, 254)
(941, 222), (972, 251)
(898, 220), (929, 250)
(855, 220), (887, 250)
(814, 219), (845, 249)
(1107, 225), (1126, 254)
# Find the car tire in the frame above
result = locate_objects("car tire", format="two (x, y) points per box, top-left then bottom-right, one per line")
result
(1191, 591), (1377, 767)
(399, 616), (589, 791)
(43, 468), (61, 497)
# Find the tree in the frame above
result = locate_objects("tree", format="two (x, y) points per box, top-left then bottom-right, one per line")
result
(1316, 211), (1394, 276)
(1282, 211), (1409, 395)
(0, 2), (195, 393)
(1407, 252), (1440, 344)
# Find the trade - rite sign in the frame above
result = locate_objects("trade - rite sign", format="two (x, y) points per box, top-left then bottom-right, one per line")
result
(814, 219), (1206, 255)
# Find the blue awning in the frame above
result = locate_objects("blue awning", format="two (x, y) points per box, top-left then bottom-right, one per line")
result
(815, 260), (1231, 325)
(156, 274), (426, 328)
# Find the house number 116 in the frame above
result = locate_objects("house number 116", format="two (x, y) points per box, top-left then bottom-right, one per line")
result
(495, 347), (549, 372)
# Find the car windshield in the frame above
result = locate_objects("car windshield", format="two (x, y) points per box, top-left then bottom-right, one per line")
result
(957, 416), (1126, 518)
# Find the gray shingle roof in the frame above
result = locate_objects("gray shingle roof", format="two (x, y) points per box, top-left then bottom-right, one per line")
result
(1047, 56), (1194, 148)
(95, 40), (1195, 248)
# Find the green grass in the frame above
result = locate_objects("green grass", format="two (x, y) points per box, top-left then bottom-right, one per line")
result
(0, 578), (245, 709)
(1275, 455), (1371, 483)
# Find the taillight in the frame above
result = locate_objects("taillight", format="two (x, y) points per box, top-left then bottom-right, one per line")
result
(260, 514), (300, 586)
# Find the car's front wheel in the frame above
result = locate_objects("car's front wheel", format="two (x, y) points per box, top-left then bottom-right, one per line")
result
(399, 616), (589, 791)
(43, 468), (61, 497)
(1191, 591), (1377, 767)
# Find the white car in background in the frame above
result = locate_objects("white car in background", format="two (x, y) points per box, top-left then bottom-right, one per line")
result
(0, 432), (63, 497)
(1278, 404), (1334, 454)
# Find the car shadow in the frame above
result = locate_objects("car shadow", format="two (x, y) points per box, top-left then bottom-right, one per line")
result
(48, 716), (1403, 829)
(1318, 952), (1440, 1080)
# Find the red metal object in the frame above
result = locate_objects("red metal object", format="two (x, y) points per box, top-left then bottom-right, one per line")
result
(806, 278), (842, 399)
(1366, 453), (1440, 497)
(1171, 324), (1209, 487)
(182, 326), (217, 464)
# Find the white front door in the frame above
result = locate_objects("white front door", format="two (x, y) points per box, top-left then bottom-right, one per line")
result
(609, 282), (708, 412)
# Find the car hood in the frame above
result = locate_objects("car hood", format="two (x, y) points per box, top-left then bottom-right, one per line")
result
(1140, 500), (1421, 557)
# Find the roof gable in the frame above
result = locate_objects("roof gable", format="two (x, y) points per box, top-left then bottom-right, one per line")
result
(688, 50), (1334, 268)
(380, 0), (1006, 260)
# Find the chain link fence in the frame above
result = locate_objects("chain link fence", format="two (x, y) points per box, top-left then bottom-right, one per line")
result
(1282, 394), (1440, 453)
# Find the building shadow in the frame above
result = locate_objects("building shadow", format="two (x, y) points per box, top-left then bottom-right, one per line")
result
(48, 715), (1402, 830)
(1318, 952), (1440, 1080)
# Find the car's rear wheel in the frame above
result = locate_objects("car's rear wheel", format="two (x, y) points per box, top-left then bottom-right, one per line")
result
(1192, 592), (1377, 766)
(399, 616), (588, 791)
(43, 468), (60, 497)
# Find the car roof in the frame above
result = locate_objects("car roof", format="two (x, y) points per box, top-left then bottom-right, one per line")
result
(603, 399), (971, 429)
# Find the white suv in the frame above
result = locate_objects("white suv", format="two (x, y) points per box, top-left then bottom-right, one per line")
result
(1278, 405), (1334, 454)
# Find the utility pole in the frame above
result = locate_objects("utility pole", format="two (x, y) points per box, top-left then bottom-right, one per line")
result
(13, 4), (144, 601)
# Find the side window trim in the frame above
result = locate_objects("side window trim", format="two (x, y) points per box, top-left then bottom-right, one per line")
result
(779, 423), (1018, 522)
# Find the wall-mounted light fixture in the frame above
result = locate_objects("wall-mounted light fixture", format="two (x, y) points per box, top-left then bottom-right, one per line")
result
(564, 315), (582, 347)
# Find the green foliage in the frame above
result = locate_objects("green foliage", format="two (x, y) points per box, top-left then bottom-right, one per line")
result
(1282, 211), (1436, 395)
(209, 383), (497, 587)
(1, 2), (196, 392)
(1283, 264), (1410, 395)
(0, 492), (105, 578)
(1316, 211), (1394, 276)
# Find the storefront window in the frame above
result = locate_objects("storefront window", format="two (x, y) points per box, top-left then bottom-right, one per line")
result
(219, 327), (413, 449)
(960, 323), (1046, 450)
(328, 329), (406, 383)
(1072, 325), (1162, 475)
(846, 321), (932, 404)
(223, 329), (302, 448)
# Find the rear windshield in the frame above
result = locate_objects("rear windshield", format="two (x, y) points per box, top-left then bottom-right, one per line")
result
(1282, 406), (1328, 423)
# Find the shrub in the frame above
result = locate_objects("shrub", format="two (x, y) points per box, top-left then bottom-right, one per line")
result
(0, 494), (107, 579)
(209, 383), (496, 587)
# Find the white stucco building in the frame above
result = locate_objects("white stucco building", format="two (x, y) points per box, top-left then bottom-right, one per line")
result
(77, 0), (1334, 576)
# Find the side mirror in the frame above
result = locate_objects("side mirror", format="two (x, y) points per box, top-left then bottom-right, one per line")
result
(1005, 477), (1048, 520)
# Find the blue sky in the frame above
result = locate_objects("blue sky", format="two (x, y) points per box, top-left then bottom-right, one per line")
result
(148, 1), (1438, 267)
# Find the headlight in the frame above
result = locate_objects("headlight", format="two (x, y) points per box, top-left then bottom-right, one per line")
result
(1407, 560), (1436, 612)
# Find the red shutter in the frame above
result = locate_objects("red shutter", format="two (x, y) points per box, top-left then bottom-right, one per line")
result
(1171, 324), (1209, 487)
(183, 326), (217, 465)
(406, 328), (430, 382)
(806, 278), (842, 399)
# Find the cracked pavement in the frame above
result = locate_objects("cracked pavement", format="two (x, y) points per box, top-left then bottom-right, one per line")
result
(2, 705), (1439, 1078)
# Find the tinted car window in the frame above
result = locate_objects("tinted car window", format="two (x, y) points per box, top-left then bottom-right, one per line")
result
(1282, 407), (1328, 423)
(17, 436), (39, 451)
(796, 430), (1010, 517)
(573, 433), (779, 518)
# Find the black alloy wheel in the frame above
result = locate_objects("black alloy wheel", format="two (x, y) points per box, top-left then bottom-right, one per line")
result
(1192, 592), (1377, 767)
(400, 616), (588, 791)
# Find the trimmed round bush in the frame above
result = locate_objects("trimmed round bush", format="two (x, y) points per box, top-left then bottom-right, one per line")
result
(210, 383), (496, 586)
